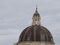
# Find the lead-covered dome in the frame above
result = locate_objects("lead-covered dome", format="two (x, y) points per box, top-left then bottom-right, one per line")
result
(18, 25), (54, 43)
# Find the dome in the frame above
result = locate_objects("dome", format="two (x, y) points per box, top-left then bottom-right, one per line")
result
(18, 25), (54, 43)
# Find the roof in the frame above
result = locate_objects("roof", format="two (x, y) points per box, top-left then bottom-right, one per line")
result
(18, 25), (54, 43)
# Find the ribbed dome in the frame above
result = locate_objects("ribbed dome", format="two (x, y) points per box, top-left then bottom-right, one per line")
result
(18, 25), (54, 43)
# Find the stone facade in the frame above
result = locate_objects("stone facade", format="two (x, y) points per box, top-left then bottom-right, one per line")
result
(14, 42), (55, 45)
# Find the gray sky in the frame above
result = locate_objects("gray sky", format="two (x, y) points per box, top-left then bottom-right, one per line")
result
(0, 0), (60, 45)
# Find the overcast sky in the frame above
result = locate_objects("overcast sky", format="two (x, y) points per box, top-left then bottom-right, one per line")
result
(0, 0), (60, 45)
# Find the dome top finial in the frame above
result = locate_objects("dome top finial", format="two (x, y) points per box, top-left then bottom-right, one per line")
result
(36, 5), (37, 9)
(34, 5), (39, 15)
(36, 5), (38, 12)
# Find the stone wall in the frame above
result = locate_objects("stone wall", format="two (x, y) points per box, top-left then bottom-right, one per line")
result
(14, 42), (55, 45)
